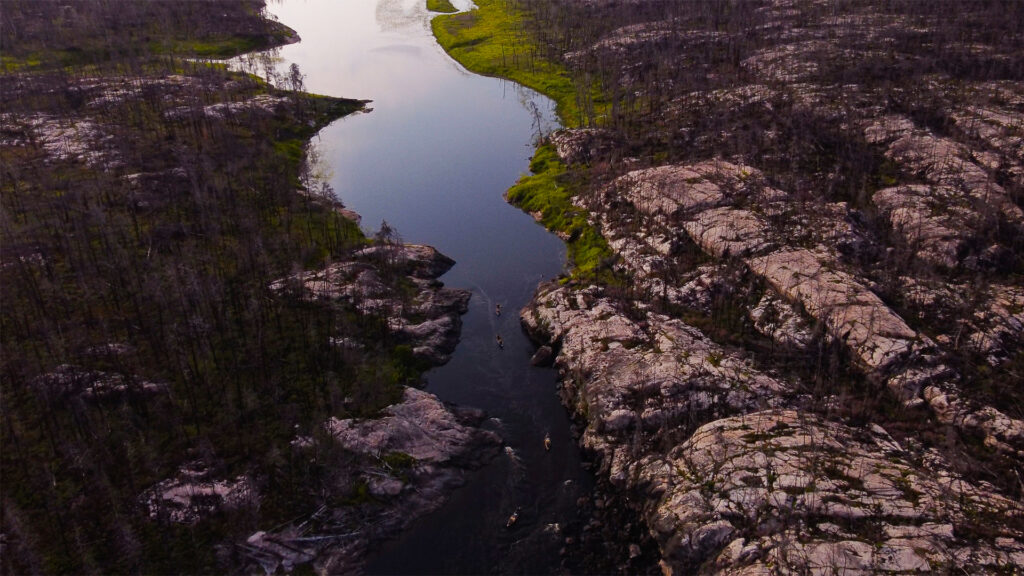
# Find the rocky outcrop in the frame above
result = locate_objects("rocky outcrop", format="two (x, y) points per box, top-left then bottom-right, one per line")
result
(522, 284), (1024, 575)
(589, 159), (1024, 457)
(522, 282), (794, 487)
(520, 112), (1023, 574)
(639, 411), (1024, 574)
(236, 231), (485, 573)
(270, 243), (470, 365)
(133, 232), (477, 573)
(872, 184), (973, 269)
(141, 462), (257, 525)
(549, 128), (621, 166)
(239, 387), (501, 575)
(508, 2), (1024, 574)
(746, 248), (918, 372)
(523, 154), (1024, 573)
(877, 126), (1024, 225)
(33, 363), (168, 401)
(143, 237), (483, 570)
(0, 113), (115, 167)
(325, 387), (500, 469)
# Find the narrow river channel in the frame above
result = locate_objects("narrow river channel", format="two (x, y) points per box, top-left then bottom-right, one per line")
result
(253, 0), (593, 572)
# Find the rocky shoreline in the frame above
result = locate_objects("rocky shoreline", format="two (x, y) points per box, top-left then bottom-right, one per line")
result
(0, 4), (505, 570)
(145, 237), (505, 573)
(522, 273), (1023, 574)
(240, 388), (500, 574)
(505, 0), (1024, 571)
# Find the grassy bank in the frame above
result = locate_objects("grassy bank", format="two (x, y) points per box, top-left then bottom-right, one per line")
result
(430, 0), (614, 281)
(430, 0), (601, 128)
(506, 146), (617, 282)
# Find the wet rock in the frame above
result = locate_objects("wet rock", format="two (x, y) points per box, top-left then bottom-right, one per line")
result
(530, 344), (555, 366)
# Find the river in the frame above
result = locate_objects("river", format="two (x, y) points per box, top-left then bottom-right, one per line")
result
(251, 0), (593, 572)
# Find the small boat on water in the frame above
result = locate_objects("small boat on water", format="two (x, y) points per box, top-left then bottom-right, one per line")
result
(506, 510), (519, 528)
(544, 433), (551, 451)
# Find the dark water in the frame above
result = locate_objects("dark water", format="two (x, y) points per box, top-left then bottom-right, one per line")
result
(251, 0), (593, 572)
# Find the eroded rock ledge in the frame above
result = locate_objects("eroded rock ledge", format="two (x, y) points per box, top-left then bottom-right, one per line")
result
(519, 133), (1023, 572)
(522, 282), (1024, 574)
(509, 1), (1023, 573)
(595, 159), (1024, 457)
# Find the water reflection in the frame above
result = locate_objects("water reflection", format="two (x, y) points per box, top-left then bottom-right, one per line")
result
(376, 0), (428, 32)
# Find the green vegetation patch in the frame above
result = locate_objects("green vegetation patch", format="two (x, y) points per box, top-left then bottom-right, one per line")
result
(506, 145), (616, 281)
(430, 0), (604, 127)
(382, 451), (417, 470)
(1, 0), (299, 70)
(426, 0), (459, 14)
(431, 0), (614, 281)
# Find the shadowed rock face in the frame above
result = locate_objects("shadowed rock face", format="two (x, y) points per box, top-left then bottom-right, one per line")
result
(513, 0), (1024, 572)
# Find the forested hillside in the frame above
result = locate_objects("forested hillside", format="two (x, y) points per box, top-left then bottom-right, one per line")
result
(1, 2), (483, 573)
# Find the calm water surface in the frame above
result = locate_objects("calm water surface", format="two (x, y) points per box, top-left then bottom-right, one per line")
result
(255, 0), (592, 572)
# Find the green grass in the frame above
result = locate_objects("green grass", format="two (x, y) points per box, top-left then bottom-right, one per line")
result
(1, 54), (43, 72)
(506, 145), (617, 281)
(426, 0), (459, 14)
(431, 0), (615, 281)
(158, 23), (297, 60)
(430, 0), (604, 128)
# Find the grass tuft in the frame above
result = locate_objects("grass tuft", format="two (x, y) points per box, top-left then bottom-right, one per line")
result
(426, 0), (459, 14)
